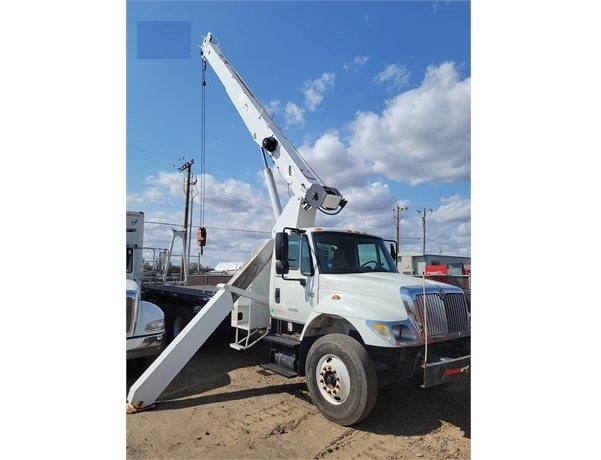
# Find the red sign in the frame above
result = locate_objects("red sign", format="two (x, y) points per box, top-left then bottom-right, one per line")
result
(425, 265), (448, 275)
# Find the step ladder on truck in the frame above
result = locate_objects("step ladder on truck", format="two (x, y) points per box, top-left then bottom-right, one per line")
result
(126, 32), (471, 426)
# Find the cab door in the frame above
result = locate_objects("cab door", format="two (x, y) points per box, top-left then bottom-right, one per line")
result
(272, 233), (316, 325)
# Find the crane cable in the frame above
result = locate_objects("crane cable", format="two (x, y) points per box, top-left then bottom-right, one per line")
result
(199, 55), (207, 253)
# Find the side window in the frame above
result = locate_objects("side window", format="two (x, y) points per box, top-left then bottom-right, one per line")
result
(287, 235), (300, 270)
(300, 235), (313, 276)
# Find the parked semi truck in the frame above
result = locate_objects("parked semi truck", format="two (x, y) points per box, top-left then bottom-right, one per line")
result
(126, 211), (216, 343)
(126, 33), (470, 426)
(126, 211), (165, 362)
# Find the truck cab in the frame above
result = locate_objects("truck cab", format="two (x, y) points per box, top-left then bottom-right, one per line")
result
(272, 227), (470, 386)
(126, 211), (165, 362)
(126, 278), (165, 361)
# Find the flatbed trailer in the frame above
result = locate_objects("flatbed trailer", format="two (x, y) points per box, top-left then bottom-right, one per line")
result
(141, 283), (219, 342)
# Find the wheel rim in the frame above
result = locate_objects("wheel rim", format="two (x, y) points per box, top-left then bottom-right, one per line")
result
(315, 354), (351, 404)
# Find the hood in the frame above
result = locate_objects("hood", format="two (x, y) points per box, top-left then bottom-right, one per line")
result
(317, 272), (462, 322)
(320, 272), (440, 300)
(126, 278), (140, 295)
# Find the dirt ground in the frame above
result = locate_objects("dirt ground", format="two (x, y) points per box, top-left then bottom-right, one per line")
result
(126, 331), (470, 460)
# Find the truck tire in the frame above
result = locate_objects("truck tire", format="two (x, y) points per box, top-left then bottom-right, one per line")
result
(306, 333), (378, 426)
(172, 307), (194, 339)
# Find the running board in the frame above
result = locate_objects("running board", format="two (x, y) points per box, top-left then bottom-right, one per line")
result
(261, 334), (301, 378)
(260, 363), (298, 378)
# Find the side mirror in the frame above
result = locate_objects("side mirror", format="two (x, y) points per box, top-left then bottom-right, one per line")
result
(275, 232), (289, 274)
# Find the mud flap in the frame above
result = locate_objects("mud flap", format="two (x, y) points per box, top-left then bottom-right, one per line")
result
(422, 355), (470, 388)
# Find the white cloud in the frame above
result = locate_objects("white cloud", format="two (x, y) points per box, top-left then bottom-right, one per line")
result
(204, 176), (267, 215)
(284, 101), (305, 127)
(289, 63), (470, 189)
(344, 56), (369, 71)
(351, 61), (470, 185)
(432, 195), (471, 224)
(302, 72), (336, 111)
(297, 131), (368, 189)
(374, 63), (410, 91)
(146, 170), (188, 197)
(355, 56), (368, 66)
(326, 182), (397, 234)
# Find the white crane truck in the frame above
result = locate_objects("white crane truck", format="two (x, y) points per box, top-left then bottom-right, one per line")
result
(126, 33), (471, 426)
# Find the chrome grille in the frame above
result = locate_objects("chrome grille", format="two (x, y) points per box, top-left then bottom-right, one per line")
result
(415, 292), (469, 336)
(126, 295), (135, 335)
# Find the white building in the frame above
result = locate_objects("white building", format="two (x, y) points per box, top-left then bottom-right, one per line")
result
(211, 261), (244, 275)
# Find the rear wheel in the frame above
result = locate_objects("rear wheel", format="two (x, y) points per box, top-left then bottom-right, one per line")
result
(172, 307), (194, 339)
(306, 334), (378, 426)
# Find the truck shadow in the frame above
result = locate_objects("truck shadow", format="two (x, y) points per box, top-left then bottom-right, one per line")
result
(126, 331), (270, 400)
(355, 380), (471, 439)
(151, 381), (308, 412)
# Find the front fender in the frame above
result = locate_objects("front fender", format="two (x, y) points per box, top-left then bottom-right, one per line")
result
(302, 295), (407, 347)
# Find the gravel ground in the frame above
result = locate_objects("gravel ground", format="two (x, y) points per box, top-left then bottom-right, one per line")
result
(126, 332), (470, 459)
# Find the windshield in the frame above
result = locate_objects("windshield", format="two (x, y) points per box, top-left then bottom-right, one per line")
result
(313, 232), (399, 274)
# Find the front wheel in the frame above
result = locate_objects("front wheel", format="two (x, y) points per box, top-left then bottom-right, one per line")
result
(306, 334), (378, 426)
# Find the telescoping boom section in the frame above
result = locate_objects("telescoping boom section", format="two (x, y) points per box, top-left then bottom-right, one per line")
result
(200, 32), (346, 231)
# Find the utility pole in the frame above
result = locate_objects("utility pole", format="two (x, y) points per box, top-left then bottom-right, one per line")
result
(417, 208), (433, 254)
(178, 159), (194, 277)
(187, 175), (198, 270)
(392, 204), (408, 255)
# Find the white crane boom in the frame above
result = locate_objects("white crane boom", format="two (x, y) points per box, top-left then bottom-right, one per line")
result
(200, 32), (346, 231)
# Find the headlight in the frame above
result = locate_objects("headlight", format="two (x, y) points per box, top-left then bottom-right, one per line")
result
(145, 318), (165, 332)
(371, 323), (394, 341)
(367, 320), (416, 344)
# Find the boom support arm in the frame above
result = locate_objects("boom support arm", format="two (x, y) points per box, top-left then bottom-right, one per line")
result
(200, 32), (346, 217)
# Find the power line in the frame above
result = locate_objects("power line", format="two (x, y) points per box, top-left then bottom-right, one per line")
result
(144, 220), (270, 235)
(426, 237), (470, 251)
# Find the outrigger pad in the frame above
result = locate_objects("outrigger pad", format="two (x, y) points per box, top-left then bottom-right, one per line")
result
(126, 402), (156, 414)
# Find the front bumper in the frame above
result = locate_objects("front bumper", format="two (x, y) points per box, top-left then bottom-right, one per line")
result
(126, 333), (164, 360)
(422, 355), (470, 387)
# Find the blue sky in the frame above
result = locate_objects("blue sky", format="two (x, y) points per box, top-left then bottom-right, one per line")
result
(126, 1), (471, 268)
